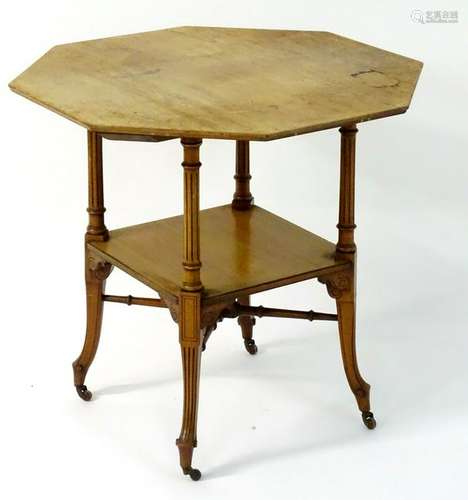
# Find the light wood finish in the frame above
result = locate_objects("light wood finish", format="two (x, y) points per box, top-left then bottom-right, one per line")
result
(72, 132), (112, 401)
(101, 293), (338, 323)
(232, 140), (257, 353)
(232, 141), (253, 210)
(176, 138), (204, 480)
(227, 302), (338, 322)
(6, 27), (423, 480)
(337, 125), (357, 254)
(102, 294), (167, 307)
(85, 132), (108, 242)
(9, 27), (422, 141)
(88, 205), (350, 304)
(101, 133), (175, 143)
(319, 124), (375, 429)
(181, 138), (203, 292)
(176, 291), (203, 480)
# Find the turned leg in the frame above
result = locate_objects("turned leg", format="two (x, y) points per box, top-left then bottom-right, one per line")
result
(237, 295), (257, 355)
(232, 140), (257, 354)
(72, 251), (112, 400)
(176, 137), (203, 480)
(321, 124), (375, 429)
(72, 131), (110, 401)
(232, 140), (253, 210)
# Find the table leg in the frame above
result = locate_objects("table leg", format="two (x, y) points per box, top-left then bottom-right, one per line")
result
(321, 125), (376, 429)
(72, 251), (112, 400)
(321, 269), (375, 429)
(336, 281), (375, 429)
(237, 295), (257, 354)
(176, 138), (203, 481)
(232, 140), (253, 210)
(232, 140), (257, 354)
(72, 131), (111, 401)
(176, 292), (203, 482)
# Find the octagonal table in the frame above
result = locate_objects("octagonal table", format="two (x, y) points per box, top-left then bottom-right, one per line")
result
(9, 26), (422, 481)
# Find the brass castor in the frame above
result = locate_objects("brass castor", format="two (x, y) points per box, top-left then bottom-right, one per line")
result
(184, 467), (202, 481)
(75, 384), (93, 401)
(244, 339), (258, 355)
(362, 411), (376, 429)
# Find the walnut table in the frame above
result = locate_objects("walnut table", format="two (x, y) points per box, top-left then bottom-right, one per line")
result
(9, 27), (422, 481)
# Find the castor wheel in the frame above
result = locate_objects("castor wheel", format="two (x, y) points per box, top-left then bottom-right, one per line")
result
(244, 339), (258, 355)
(362, 411), (377, 429)
(75, 384), (93, 401)
(184, 467), (202, 481)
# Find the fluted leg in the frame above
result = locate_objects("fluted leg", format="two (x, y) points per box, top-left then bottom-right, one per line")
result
(237, 295), (257, 355)
(177, 138), (204, 480)
(72, 251), (112, 401)
(176, 292), (203, 481)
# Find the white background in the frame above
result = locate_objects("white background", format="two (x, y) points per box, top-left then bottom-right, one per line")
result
(2, 1), (467, 499)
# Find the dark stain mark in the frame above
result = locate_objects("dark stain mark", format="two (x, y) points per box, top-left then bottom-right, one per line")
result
(350, 69), (381, 78)
(351, 68), (400, 88)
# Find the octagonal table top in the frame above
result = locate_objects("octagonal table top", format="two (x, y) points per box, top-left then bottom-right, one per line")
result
(9, 26), (423, 141)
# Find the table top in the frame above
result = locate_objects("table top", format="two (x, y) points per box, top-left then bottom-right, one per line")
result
(9, 26), (422, 141)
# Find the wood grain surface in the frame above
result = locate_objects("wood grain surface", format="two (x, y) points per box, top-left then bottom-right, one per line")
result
(9, 27), (422, 140)
(88, 204), (350, 303)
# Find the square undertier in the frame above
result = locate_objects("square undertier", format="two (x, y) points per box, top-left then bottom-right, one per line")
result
(89, 205), (349, 303)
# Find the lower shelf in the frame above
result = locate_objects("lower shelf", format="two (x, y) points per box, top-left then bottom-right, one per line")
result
(89, 204), (349, 303)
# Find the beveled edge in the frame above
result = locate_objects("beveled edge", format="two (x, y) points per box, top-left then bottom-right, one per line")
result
(8, 78), (411, 141)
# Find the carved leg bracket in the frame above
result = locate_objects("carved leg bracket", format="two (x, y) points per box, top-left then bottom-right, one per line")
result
(201, 323), (217, 352)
